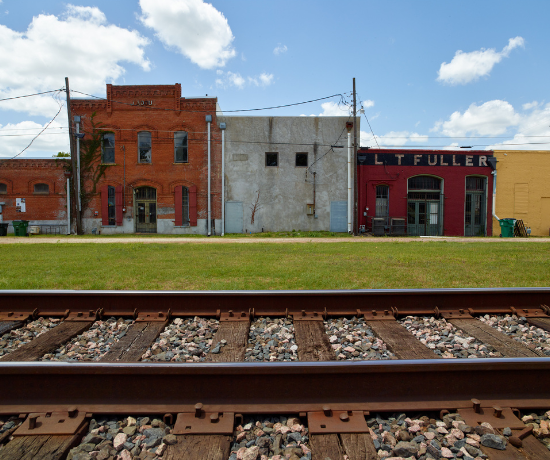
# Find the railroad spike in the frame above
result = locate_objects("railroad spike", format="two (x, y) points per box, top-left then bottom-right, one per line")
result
(471, 399), (481, 413)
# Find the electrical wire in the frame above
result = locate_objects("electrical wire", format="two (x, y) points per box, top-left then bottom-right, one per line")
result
(69, 89), (346, 114)
(0, 89), (64, 103)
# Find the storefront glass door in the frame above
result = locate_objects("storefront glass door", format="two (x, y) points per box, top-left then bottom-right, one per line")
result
(135, 187), (157, 233)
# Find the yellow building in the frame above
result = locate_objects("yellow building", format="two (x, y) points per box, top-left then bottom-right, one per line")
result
(492, 150), (550, 236)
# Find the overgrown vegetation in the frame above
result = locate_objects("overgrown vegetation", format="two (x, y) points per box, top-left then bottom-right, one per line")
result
(0, 242), (548, 290)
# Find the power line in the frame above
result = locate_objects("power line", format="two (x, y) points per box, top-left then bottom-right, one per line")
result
(69, 89), (346, 114)
(0, 89), (64, 103)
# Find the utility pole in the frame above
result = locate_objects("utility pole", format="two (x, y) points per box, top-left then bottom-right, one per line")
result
(353, 78), (358, 235)
(65, 77), (81, 234)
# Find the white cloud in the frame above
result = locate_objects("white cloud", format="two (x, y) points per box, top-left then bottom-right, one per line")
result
(522, 101), (539, 110)
(487, 102), (550, 150)
(0, 120), (69, 158)
(437, 37), (525, 85)
(360, 130), (428, 148)
(0, 5), (150, 116)
(319, 100), (374, 117)
(432, 100), (521, 136)
(273, 44), (287, 55)
(139, 0), (235, 69)
(215, 71), (273, 89)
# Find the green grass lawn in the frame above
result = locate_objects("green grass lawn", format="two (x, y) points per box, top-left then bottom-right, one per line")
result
(0, 242), (548, 290)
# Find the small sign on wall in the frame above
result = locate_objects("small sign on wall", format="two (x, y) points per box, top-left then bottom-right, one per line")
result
(16, 198), (26, 213)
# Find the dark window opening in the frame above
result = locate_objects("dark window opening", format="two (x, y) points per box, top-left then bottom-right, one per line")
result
(138, 131), (152, 163)
(174, 131), (188, 163)
(408, 176), (441, 190)
(0, 183), (6, 194)
(102, 133), (115, 163)
(265, 152), (278, 167)
(295, 152), (308, 167)
(182, 187), (189, 225)
(34, 183), (49, 194)
(107, 186), (115, 225)
(466, 177), (485, 191)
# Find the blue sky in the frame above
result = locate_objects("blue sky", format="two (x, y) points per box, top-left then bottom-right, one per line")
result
(1, 0), (549, 158)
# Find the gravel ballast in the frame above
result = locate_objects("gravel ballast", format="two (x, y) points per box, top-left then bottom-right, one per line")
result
(66, 415), (174, 460)
(141, 317), (219, 362)
(479, 315), (550, 356)
(41, 317), (134, 362)
(230, 415), (310, 460)
(522, 411), (550, 451)
(324, 316), (395, 360)
(245, 318), (298, 362)
(0, 317), (59, 358)
(400, 316), (503, 358)
(369, 411), (507, 459)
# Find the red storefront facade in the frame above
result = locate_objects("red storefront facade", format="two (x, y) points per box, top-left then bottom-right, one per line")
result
(357, 149), (495, 236)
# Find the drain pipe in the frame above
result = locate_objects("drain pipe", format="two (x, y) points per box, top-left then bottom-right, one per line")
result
(206, 115), (212, 236)
(491, 170), (499, 221)
(346, 122), (353, 233)
(220, 122), (226, 236)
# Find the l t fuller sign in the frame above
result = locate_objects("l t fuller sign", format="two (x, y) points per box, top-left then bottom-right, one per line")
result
(357, 153), (493, 167)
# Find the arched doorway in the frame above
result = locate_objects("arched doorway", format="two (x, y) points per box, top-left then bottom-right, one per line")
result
(407, 176), (443, 236)
(135, 186), (157, 233)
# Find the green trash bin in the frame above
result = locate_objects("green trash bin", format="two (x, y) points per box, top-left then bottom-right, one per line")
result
(498, 218), (516, 238)
(12, 220), (30, 237)
(0, 223), (7, 236)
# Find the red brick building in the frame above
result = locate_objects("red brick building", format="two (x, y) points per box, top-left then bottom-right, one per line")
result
(357, 149), (495, 236)
(71, 83), (222, 234)
(0, 158), (69, 233)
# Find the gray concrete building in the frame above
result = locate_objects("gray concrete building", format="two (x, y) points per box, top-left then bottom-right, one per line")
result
(219, 116), (357, 234)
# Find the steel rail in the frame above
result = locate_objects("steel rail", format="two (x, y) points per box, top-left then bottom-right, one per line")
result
(1, 288), (549, 317)
(1, 358), (549, 415)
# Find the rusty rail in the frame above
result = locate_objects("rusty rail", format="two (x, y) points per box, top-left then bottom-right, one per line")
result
(0, 288), (549, 318)
(1, 358), (549, 415)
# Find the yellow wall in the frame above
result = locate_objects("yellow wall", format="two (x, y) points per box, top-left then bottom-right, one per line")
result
(493, 150), (550, 236)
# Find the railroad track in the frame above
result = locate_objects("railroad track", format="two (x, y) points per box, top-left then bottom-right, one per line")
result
(0, 288), (549, 460)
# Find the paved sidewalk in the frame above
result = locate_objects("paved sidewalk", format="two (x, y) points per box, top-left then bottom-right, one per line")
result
(1, 236), (549, 244)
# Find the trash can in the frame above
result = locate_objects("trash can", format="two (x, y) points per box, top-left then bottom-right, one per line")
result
(498, 218), (516, 238)
(0, 223), (7, 236)
(12, 220), (30, 237)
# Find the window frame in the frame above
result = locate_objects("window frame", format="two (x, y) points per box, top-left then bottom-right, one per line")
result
(102, 133), (116, 164)
(174, 131), (188, 163)
(375, 184), (389, 218)
(138, 131), (152, 164)
(295, 152), (308, 167)
(33, 183), (49, 195)
(265, 152), (279, 167)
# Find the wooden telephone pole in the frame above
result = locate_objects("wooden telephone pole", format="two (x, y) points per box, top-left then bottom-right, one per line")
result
(353, 78), (358, 235)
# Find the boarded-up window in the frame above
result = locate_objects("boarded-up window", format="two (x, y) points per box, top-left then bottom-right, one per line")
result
(514, 183), (529, 214)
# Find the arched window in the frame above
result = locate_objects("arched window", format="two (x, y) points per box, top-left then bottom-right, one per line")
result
(138, 131), (152, 163)
(0, 183), (6, 194)
(102, 133), (115, 163)
(34, 183), (49, 194)
(174, 131), (188, 163)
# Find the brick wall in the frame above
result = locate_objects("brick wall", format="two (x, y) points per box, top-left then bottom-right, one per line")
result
(71, 84), (221, 234)
(0, 159), (69, 225)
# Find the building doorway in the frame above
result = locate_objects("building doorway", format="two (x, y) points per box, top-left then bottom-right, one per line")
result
(135, 186), (157, 233)
(465, 176), (486, 236)
(407, 176), (443, 236)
